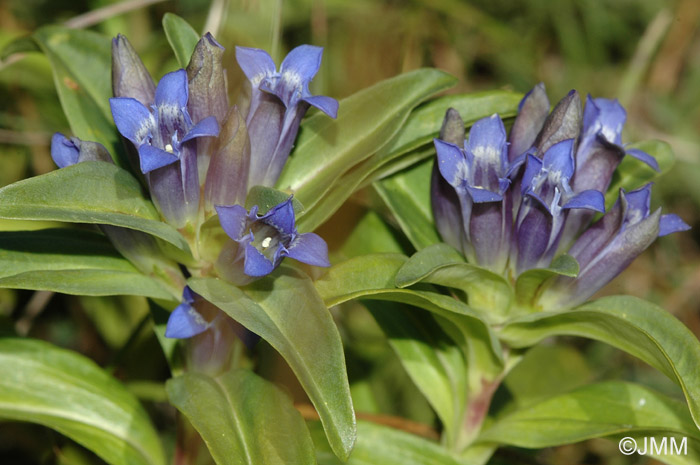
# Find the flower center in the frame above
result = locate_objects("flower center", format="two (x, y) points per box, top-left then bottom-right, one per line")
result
(165, 143), (174, 153)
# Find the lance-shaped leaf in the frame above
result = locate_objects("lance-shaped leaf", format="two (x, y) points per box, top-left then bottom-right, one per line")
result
(163, 13), (200, 68)
(32, 26), (125, 166)
(0, 229), (174, 299)
(0, 161), (191, 254)
(395, 243), (513, 322)
(374, 158), (441, 249)
(477, 381), (700, 463)
(309, 420), (465, 465)
(188, 268), (355, 461)
(314, 253), (503, 372)
(276, 69), (457, 211)
(167, 369), (316, 465)
(0, 338), (165, 465)
(499, 295), (700, 429)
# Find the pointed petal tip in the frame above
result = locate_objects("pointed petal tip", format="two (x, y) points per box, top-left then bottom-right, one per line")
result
(659, 214), (691, 237)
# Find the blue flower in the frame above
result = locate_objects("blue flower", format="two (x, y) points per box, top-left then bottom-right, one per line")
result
(236, 45), (338, 187)
(165, 286), (211, 339)
(541, 184), (690, 308)
(110, 69), (220, 229)
(110, 69), (219, 174)
(514, 139), (605, 273)
(433, 114), (512, 271)
(215, 197), (330, 281)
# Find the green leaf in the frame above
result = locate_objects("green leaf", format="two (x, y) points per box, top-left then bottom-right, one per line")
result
(0, 162), (191, 254)
(32, 26), (125, 167)
(315, 253), (503, 371)
(0, 338), (165, 465)
(395, 243), (513, 322)
(163, 13), (200, 69)
(0, 229), (172, 298)
(296, 90), (521, 231)
(188, 269), (356, 461)
(374, 159), (441, 250)
(1, 35), (40, 60)
(310, 420), (465, 465)
(278, 69), (457, 213)
(245, 185), (304, 215)
(514, 254), (578, 310)
(479, 381), (700, 450)
(167, 369), (316, 465)
(499, 295), (700, 429)
(337, 211), (404, 259)
(367, 303), (467, 448)
(606, 139), (675, 208)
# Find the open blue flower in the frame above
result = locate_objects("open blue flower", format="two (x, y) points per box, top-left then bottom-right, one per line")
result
(236, 45), (338, 187)
(514, 139), (605, 272)
(215, 197), (330, 280)
(433, 114), (512, 271)
(110, 69), (219, 174)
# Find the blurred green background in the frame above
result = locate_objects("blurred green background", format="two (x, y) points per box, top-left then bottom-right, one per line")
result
(1, 0), (699, 464)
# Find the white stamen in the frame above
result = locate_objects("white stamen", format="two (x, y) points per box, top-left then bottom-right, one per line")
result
(261, 237), (272, 248)
(165, 143), (174, 153)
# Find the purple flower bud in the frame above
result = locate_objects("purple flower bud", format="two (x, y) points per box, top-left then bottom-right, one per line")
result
(541, 184), (690, 309)
(111, 34), (155, 105)
(214, 197), (330, 285)
(110, 70), (220, 229)
(431, 108), (466, 252)
(434, 114), (512, 271)
(508, 83), (550, 162)
(235, 45), (338, 188)
(533, 90), (582, 155)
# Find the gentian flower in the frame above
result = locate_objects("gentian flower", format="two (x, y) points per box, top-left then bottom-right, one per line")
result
(514, 139), (605, 273)
(433, 114), (512, 272)
(110, 69), (220, 229)
(540, 184), (690, 308)
(215, 197), (330, 284)
(236, 45), (338, 188)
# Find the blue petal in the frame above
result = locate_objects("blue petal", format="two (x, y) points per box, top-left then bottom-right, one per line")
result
(466, 114), (507, 165)
(542, 139), (575, 179)
(215, 204), (250, 241)
(110, 97), (153, 144)
(521, 153), (543, 194)
(626, 148), (660, 172)
(586, 97), (626, 145)
(235, 47), (276, 85)
(51, 133), (79, 168)
(244, 243), (276, 277)
(138, 144), (179, 173)
(165, 301), (209, 339)
(659, 214), (691, 237)
(279, 45), (323, 85)
(624, 184), (652, 218)
(182, 116), (220, 143)
(434, 138), (467, 188)
(155, 69), (188, 109)
(260, 198), (296, 235)
(303, 95), (339, 118)
(466, 186), (503, 203)
(286, 232), (330, 267)
(563, 189), (605, 212)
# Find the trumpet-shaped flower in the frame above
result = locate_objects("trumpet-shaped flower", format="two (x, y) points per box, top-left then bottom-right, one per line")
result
(215, 197), (330, 283)
(236, 45), (338, 187)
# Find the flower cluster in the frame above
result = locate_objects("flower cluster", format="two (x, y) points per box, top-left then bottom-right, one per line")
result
(432, 84), (689, 309)
(50, 33), (336, 347)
